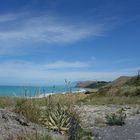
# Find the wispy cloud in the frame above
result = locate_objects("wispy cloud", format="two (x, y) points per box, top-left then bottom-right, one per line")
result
(0, 12), (106, 55)
(0, 60), (90, 71)
(115, 58), (132, 63)
(0, 13), (104, 43)
(0, 14), (16, 22)
(0, 60), (91, 84)
(45, 61), (90, 69)
(0, 60), (137, 85)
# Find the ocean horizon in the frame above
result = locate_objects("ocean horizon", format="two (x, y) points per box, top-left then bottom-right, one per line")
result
(0, 85), (82, 97)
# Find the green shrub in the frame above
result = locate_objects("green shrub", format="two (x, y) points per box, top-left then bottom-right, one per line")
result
(135, 87), (140, 96)
(126, 76), (140, 86)
(40, 103), (71, 134)
(74, 126), (93, 140)
(15, 98), (41, 123)
(0, 97), (16, 108)
(14, 96), (93, 139)
(39, 101), (94, 139)
(106, 108), (126, 125)
(98, 86), (111, 95)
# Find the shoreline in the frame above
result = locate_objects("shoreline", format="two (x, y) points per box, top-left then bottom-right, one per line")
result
(30, 88), (87, 99)
(0, 86), (87, 98)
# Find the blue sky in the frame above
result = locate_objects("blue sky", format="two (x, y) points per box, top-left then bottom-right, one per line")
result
(0, 0), (140, 85)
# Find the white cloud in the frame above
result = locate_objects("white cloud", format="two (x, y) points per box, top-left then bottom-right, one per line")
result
(0, 60), (90, 70)
(45, 61), (90, 69)
(0, 60), (137, 85)
(0, 13), (105, 55)
(0, 13), (104, 44)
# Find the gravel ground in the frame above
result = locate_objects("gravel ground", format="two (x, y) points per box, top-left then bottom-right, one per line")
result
(76, 105), (140, 140)
(0, 105), (140, 140)
(94, 116), (140, 140)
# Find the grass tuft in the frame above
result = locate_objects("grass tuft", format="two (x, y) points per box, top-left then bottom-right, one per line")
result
(106, 108), (126, 126)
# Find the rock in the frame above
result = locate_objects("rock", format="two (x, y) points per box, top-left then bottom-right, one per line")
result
(0, 109), (67, 140)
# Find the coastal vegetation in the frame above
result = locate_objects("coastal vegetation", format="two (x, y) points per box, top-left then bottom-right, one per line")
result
(75, 81), (109, 89)
(105, 108), (126, 126)
(0, 74), (140, 139)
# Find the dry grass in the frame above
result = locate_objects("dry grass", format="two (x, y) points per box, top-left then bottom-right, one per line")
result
(0, 97), (17, 108)
(0, 92), (140, 109)
(0, 92), (139, 140)
(33, 93), (89, 106)
(81, 95), (140, 105)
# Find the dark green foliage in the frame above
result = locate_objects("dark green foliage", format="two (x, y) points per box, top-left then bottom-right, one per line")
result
(68, 107), (94, 140)
(96, 75), (140, 96)
(126, 76), (140, 86)
(75, 126), (93, 140)
(135, 88), (140, 96)
(75, 81), (109, 89)
(68, 118), (93, 140)
(106, 108), (126, 126)
(86, 81), (109, 89)
(98, 86), (111, 96)
(68, 117), (78, 140)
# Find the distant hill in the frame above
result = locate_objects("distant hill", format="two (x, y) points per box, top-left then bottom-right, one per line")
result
(98, 75), (140, 96)
(75, 81), (109, 89)
(110, 76), (131, 87)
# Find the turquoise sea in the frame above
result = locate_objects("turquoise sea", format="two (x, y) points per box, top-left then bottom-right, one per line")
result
(0, 85), (81, 97)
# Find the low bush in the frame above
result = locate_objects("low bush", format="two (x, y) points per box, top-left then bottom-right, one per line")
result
(106, 108), (126, 125)
(0, 97), (16, 108)
(39, 103), (71, 134)
(15, 98), (41, 123)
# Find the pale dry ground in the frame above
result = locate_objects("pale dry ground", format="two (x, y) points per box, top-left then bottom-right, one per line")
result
(94, 116), (140, 140)
(76, 104), (140, 140)
(76, 105), (140, 129)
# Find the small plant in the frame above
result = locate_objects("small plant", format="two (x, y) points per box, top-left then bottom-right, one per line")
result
(106, 108), (126, 125)
(135, 109), (140, 114)
(40, 103), (71, 134)
(39, 100), (94, 139)
(15, 98), (27, 114)
(71, 125), (93, 140)
(65, 79), (72, 93)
